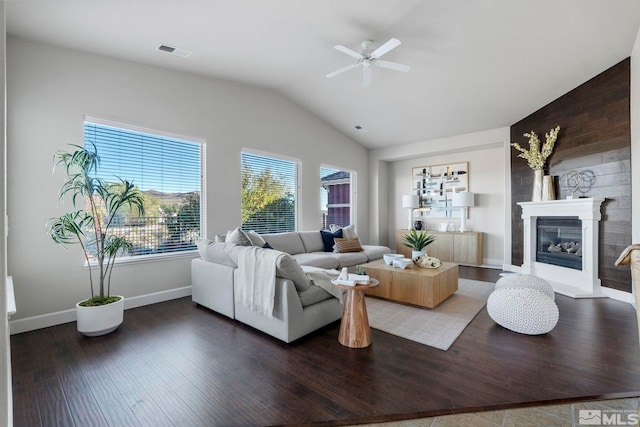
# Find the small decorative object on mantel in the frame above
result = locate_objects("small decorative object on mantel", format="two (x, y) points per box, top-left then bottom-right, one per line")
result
(561, 169), (582, 199)
(560, 169), (595, 199)
(541, 175), (555, 201)
(511, 125), (560, 201)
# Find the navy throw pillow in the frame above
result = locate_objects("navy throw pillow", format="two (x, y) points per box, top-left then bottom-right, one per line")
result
(320, 229), (343, 252)
(262, 242), (273, 249)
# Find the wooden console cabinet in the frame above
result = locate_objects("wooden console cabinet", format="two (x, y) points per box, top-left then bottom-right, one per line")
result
(396, 229), (483, 266)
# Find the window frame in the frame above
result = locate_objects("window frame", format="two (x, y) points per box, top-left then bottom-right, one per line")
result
(320, 164), (356, 230)
(241, 148), (301, 234)
(83, 115), (206, 266)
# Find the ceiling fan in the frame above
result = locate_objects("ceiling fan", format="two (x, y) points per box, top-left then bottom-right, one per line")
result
(326, 38), (410, 87)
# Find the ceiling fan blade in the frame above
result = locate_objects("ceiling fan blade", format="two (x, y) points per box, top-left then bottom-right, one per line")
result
(326, 62), (360, 79)
(362, 67), (372, 87)
(334, 45), (362, 59)
(371, 38), (401, 58)
(375, 60), (410, 72)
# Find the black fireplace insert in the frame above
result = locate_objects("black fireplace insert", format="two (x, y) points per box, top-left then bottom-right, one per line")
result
(536, 217), (582, 270)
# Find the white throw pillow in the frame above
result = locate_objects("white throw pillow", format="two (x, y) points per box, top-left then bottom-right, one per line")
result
(329, 224), (357, 240)
(197, 240), (238, 267)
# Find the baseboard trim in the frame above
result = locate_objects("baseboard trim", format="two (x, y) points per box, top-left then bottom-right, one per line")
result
(601, 286), (635, 305)
(9, 286), (192, 335)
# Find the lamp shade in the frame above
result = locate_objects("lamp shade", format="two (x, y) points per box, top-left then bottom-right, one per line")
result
(402, 194), (419, 209)
(452, 192), (475, 207)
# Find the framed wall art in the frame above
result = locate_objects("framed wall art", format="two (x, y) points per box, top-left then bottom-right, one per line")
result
(411, 162), (469, 218)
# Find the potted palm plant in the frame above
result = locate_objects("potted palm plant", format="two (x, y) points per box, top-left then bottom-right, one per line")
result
(47, 143), (145, 336)
(402, 229), (436, 259)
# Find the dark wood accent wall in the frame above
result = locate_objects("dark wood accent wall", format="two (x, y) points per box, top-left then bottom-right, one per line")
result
(510, 58), (631, 292)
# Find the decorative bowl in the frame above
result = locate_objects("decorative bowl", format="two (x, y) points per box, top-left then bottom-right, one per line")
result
(383, 253), (404, 265)
(393, 258), (413, 269)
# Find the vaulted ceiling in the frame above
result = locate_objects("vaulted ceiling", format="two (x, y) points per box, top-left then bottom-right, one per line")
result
(7, 0), (640, 148)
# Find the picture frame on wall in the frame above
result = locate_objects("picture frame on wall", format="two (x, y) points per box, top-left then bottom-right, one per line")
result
(412, 162), (469, 218)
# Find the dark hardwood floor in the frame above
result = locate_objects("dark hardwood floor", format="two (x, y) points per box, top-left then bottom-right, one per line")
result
(11, 267), (640, 426)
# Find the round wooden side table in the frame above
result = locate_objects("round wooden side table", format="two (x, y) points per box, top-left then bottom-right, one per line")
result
(331, 279), (379, 348)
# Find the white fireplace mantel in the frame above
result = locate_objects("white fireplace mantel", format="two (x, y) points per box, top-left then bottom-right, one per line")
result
(518, 198), (605, 298)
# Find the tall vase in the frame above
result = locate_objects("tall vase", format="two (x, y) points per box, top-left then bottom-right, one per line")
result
(542, 175), (555, 201)
(532, 170), (543, 201)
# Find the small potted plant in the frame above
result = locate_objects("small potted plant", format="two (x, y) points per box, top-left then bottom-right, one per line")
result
(47, 143), (145, 336)
(402, 229), (436, 259)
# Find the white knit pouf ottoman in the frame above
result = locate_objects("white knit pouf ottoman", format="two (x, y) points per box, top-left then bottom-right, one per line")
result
(495, 274), (555, 301)
(487, 287), (559, 335)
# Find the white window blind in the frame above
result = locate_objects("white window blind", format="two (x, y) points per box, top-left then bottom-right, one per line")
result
(321, 167), (353, 230)
(241, 152), (298, 234)
(84, 120), (203, 257)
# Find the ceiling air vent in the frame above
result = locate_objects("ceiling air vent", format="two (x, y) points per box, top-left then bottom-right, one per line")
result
(156, 44), (192, 58)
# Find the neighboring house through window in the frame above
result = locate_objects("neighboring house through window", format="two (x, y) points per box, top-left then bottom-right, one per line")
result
(321, 167), (355, 230)
(84, 117), (205, 259)
(241, 151), (299, 233)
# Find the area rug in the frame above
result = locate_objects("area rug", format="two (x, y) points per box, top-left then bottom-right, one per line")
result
(365, 278), (495, 351)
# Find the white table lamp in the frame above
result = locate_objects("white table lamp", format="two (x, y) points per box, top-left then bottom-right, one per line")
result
(402, 194), (420, 230)
(452, 192), (475, 232)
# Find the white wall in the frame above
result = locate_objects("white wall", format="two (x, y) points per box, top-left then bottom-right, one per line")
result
(7, 37), (369, 323)
(1, 4), (10, 425)
(632, 27), (640, 246)
(370, 128), (510, 267)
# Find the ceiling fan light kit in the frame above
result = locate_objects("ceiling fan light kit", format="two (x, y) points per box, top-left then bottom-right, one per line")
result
(326, 38), (410, 87)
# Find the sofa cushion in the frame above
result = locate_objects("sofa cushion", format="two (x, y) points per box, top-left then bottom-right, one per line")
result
(263, 232), (306, 255)
(361, 244), (392, 261)
(320, 229), (342, 252)
(245, 230), (266, 247)
(298, 231), (325, 253)
(276, 253), (311, 291)
(333, 237), (363, 253)
(226, 228), (252, 246)
(197, 240), (238, 268)
(335, 252), (368, 268)
(297, 285), (332, 307)
(292, 252), (340, 269)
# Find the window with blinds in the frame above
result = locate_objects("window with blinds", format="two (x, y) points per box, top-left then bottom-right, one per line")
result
(321, 167), (354, 230)
(84, 118), (204, 258)
(241, 151), (298, 234)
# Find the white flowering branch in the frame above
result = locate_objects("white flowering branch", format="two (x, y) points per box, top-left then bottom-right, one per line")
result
(511, 125), (560, 171)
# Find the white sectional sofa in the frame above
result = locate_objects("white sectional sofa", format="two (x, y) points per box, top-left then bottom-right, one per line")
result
(191, 229), (391, 343)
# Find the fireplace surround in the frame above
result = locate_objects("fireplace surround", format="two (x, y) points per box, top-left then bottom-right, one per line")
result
(518, 198), (605, 298)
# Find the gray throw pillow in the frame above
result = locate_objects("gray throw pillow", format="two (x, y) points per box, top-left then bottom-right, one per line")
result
(226, 228), (252, 246)
(276, 253), (310, 291)
(245, 230), (266, 247)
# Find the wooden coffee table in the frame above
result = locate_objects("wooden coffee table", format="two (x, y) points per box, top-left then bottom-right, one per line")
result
(359, 259), (458, 308)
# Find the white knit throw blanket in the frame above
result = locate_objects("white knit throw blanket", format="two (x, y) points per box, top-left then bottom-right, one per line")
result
(236, 246), (283, 318)
(301, 266), (344, 303)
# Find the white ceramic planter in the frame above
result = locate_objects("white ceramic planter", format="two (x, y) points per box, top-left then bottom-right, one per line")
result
(412, 250), (426, 259)
(76, 296), (124, 337)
